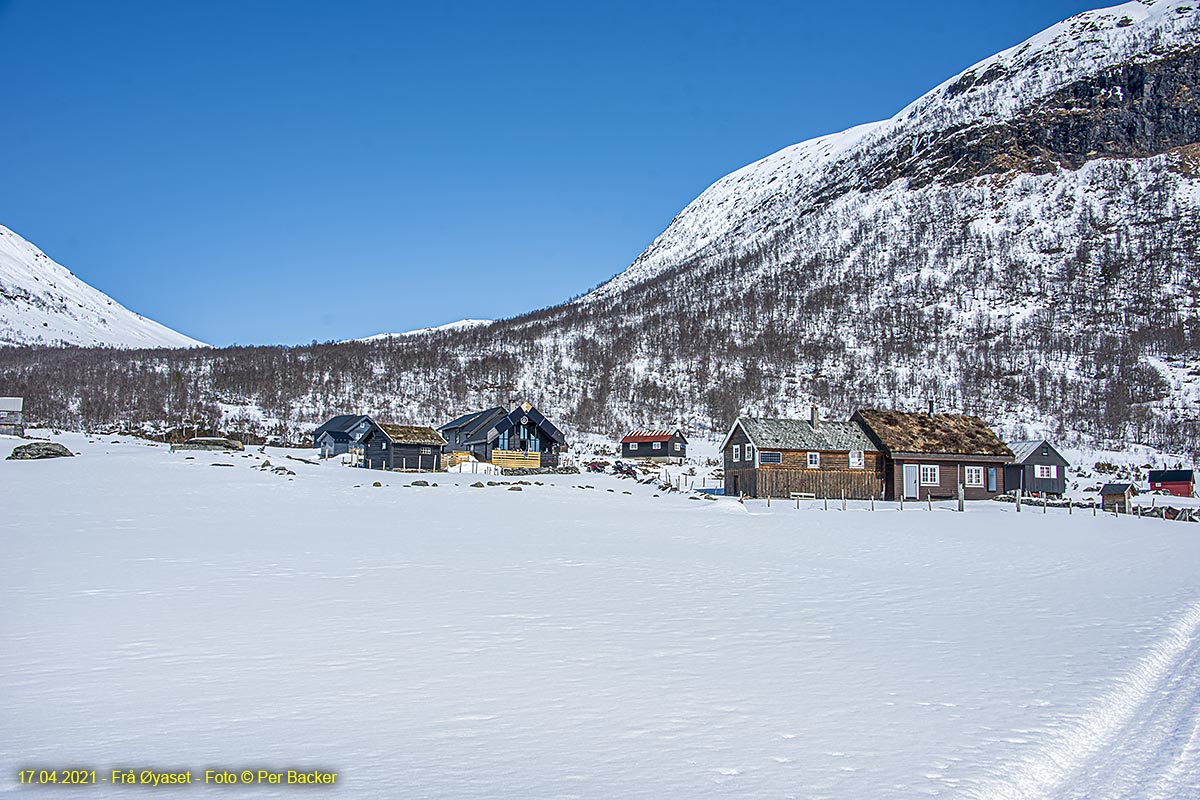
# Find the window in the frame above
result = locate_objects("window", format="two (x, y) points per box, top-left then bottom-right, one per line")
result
(759, 451), (782, 464)
(807, 452), (820, 469)
(920, 464), (939, 486)
(652, 441), (662, 450)
(1035, 465), (1057, 479)
(421, 447), (432, 455)
(732, 445), (740, 462)
(630, 442), (638, 451)
(674, 442), (682, 451)
(965, 466), (984, 487)
(849, 450), (865, 469)
(745, 444), (755, 463)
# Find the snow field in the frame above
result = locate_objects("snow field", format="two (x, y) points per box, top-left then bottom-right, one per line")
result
(1, 433), (1199, 798)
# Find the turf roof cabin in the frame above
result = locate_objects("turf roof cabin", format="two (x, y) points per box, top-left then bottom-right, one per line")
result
(0, 397), (24, 437)
(311, 414), (373, 458)
(851, 405), (1012, 501)
(439, 401), (567, 470)
(621, 429), (687, 462)
(1004, 439), (1070, 497)
(358, 422), (446, 471)
(721, 408), (883, 499)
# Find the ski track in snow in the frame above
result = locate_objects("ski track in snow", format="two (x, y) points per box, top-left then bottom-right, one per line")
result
(968, 601), (1200, 800)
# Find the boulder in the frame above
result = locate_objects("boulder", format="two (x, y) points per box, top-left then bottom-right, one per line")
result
(6, 441), (74, 460)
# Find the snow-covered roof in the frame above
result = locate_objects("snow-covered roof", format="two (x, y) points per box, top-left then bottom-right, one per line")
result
(0, 397), (22, 412)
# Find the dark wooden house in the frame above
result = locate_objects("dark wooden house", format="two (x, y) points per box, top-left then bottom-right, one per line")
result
(311, 414), (373, 458)
(852, 405), (1011, 501)
(621, 429), (687, 462)
(1148, 469), (1195, 498)
(1100, 482), (1138, 513)
(721, 408), (884, 499)
(359, 422), (446, 471)
(1004, 439), (1070, 496)
(439, 401), (567, 469)
(0, 397), (24, 437)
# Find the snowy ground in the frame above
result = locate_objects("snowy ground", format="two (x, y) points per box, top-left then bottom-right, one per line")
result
(2, 433), (1199, 799)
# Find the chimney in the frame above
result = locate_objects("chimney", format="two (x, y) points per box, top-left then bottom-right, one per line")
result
(509, 399), (518, 412)
(810, 405), (819, 429)
(928, 399), (935, 418)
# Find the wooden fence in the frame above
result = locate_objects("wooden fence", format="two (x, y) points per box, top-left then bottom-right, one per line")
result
(491, 450), (540, 469)
(757, 468), (883, 500)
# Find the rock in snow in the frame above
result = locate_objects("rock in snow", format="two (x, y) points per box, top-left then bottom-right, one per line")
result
(5, 441), (74, 460)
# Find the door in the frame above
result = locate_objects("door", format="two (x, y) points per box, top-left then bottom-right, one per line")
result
(987, 467), (997, 493)
(732, 474), (740, 496)
(903, 464), (919, 499)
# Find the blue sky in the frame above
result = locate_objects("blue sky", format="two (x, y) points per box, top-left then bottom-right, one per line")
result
(1, 0), (1099, 346)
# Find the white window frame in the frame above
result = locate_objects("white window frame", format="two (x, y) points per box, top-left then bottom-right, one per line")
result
(848, 450), (864, 469)
(745, 444), (755, 463)
(732, 444), (740, 462)
(674, 442), (682, 451)
(807, 452), (820, 469)
(920, 464), (939, 486)
(1035, 464), (1056, 479)
(965, 466), (984, 487)
(652, 441), (662, 450)
(629, 442), (638, 451)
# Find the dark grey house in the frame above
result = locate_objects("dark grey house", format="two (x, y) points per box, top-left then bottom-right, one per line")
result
(311, 414), (373, 458)
(439, 401), (567, 469)
(621, 429), (687, 461)
(359, 422), (446, 471)
(1004, 439), (1070, 496)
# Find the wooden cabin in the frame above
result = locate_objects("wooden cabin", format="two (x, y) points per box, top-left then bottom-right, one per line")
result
(439, 401), (567, 470)
(1148, 469), (1195, 498)
(359, 422), (446, 471)
(721, 407), (884, 499)
(852, 404), (1012, 501)
(0, 397), (24, 437)
(1004, 439), (1070, 496)
(1100, 482), (1138, 513)
(621, 429), (687, 462)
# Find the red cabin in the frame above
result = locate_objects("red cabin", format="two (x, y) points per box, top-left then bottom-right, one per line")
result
(1148, 469), (1195, 498)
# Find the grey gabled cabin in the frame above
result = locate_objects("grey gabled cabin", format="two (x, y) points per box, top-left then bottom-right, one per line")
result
(439, 401), (567, 469)
(311, 414), (373, 458)
(1004, 439), (1070, 496)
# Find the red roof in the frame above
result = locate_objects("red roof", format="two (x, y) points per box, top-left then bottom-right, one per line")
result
(622, 429), (680, 444)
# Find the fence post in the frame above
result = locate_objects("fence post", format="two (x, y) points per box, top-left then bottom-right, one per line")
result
(870, 495), (875, 512)
(899, 493), (904, 511)
(1016, 488), (1022, 512)
(841, 490), (846, 512)
(767, 495), (771, 508)
(957, 482), (964, 513)
(927, 493), (932, 512)
(1068, 501), (1072, 515)
(1043, 495), (1047, 514)
(823, 496), (828, 512)
(1092, 498), (1096, 516)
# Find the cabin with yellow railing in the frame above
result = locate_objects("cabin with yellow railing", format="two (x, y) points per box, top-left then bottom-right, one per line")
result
(438, 401), (568, 470)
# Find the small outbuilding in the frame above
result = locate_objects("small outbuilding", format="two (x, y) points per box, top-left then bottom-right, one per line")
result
(0, 397), (24, 437)
(359, 422), (446, 471)
(1100, 482), (1138, 514)
(1004, 439), (1070, 496)
(621, 429), (687, 461)
(1148, 469), (1195, 498)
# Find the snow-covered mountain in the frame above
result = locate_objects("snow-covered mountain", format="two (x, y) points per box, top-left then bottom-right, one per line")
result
(0, 225), (205, 349)
(3, 0), (1199, 456)
(353, 319), (494, 342)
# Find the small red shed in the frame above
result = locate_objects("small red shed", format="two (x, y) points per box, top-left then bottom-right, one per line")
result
(1148, 469), (1195, 498)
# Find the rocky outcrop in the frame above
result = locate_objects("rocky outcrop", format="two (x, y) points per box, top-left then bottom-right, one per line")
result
(7, 441), (74, 460)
